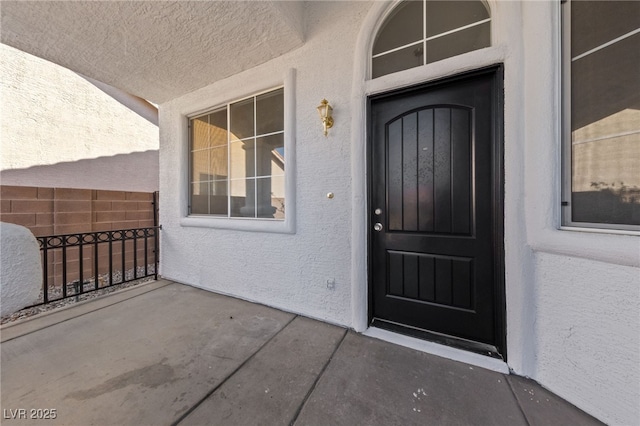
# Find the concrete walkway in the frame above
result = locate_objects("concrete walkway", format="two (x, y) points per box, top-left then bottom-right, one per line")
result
(1, 280), (602, 426)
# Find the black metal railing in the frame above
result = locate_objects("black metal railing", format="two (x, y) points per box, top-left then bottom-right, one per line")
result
(34, 226), (160, 305)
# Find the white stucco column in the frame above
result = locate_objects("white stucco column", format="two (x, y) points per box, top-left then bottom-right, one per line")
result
(0, 222), (42, 316)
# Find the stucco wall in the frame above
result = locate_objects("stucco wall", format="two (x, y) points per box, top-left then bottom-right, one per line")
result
(534, 252), (639, 425)
(0, 43), (159, 192)
(160, 2), (370, 326)
(159, 1), (639, 424)
(0, 222), (41, 316)
(519, 3), (640, 424)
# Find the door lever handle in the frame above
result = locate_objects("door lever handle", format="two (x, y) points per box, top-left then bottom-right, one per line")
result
(373, 223), (383, 232)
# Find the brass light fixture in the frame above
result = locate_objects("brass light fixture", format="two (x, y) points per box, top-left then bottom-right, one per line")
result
(317, 99), (334, 137)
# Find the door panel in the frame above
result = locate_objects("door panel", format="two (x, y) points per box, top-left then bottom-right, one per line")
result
(370, 69), (503, 351)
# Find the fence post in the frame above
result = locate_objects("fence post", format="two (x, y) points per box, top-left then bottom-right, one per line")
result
(153, 191), (159, 281)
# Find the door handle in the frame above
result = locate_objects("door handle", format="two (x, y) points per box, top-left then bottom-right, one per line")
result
(373, 223), (383, 232)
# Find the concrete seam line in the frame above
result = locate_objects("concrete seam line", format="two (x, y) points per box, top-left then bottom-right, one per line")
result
(0, 281), (173, 343)
(171, 314), (299, 426)
(288, 328), (349, 426)
(505, 375), (532, 426)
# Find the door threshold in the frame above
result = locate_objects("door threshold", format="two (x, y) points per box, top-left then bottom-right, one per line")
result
(364, 323), (509, 374)
(372, 318), (503, 359)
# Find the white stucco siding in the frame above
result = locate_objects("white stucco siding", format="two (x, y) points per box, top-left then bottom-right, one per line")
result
(159, 2), (371, 326)
(159, 2), (639, 424)
(0, 43), (159, 192)
(520, 3), (640, 424)
(534, 252), (640, 425)
(0, 223), (41, 316)
(1, 2), (305, 104)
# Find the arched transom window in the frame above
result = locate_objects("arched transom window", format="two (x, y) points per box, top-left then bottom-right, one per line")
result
(372, 0), (491, 78)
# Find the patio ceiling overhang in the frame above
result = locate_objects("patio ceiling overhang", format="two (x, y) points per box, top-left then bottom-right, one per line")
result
(1, 1), (306, 103)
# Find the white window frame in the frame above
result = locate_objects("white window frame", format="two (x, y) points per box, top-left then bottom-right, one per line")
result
(560, 0), (640, 233)
(180, 69), (296, 234)
(371, 0), (491, 79)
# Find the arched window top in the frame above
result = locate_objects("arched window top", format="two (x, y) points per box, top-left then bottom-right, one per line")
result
(372, 0), (491, 78)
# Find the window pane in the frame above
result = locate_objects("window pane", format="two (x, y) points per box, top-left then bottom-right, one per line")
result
(209, 180), (228, 216)
(230, 139), (255, 179)
(188, 87), (285, 219)
(230, 98), (254, 140)
(208, 109), (228, 147)
(371, 0), (492, 79)
(426, 21), (490, 63)
(191, 182), (209, 215)
(426, 1), (489, 37)
(230, 178), (255, 217)
(191, 149), (209, 183)
(570, 3), (640, 227)
(373, 0), (423, 55)
(372, 44), (424, 79)
(256, 133), (284, 177)
(256, 89), (284, 135)
(257, 176), (285, 219)
(191, 116), (209, 150)
(209, 146), (228, 179)
(571, 0), (639, 58)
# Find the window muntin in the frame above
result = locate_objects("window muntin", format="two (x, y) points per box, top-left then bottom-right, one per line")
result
(372, 0), (490, 79)
(189, 88), (285, 219)
(563, 0), (640, 230)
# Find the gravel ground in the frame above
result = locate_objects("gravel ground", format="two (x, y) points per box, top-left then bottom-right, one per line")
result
(1, 266), (156, 326)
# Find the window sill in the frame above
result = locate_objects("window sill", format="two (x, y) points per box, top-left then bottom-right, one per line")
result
(559, 225), (640, 237)
(528, 226), (640, 268)
(180, 216), (294, 234)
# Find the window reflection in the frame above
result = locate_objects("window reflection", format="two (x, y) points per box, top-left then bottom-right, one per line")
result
(372, 0), (491, 78)
(569, 0), (640, 226)
(189, 88), (285, 219)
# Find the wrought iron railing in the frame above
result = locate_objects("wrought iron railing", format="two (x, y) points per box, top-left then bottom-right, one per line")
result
(34, 226), (160, 305)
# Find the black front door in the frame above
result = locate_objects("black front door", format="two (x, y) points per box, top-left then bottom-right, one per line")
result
(369, 67), (504, 356)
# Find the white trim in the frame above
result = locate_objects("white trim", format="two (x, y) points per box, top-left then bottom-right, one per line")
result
(350, 0), (507, 336)
(363, 327), (510, 374)
(571, 28), (640, 62)
(425, 18), (491, 42)
(366, 45), (506, 96)
(227, 93), (232, 216)
(422, 0), (427, 66)
(253, 93), (258, 215)
(350, 1), (393, 333)
(528, 0), (640, 268)
(181, 68), (296, 234)
(559, 225), (640, 237)
(572, 129), (640, 145)
(560, 0), (572, 228)
(372, 40), (422, 59)
(371, 0), (491, 77)
(180, 215), (290, 233)
(242, 130), (285, 141)
(560, 1), (640, 234)
(187, 85), (285, 120)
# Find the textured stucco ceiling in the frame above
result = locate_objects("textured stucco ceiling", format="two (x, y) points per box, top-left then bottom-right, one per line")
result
(1, 1), (306, 103)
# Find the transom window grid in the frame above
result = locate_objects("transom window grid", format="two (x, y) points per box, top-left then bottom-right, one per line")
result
(372, 0), (491, 79)
(189, 87), (285, 220)
(561, 0), (640, 231)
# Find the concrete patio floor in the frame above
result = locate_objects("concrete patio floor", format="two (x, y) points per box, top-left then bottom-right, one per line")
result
(1, 280), (602, 426)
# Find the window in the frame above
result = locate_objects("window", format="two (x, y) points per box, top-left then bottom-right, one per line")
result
(562, 0), (640, 230)
(372, 0), (491, 78)
(189, 88), (285, 219)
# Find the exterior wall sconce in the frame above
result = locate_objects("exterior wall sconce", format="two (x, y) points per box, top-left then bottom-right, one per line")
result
(317, 99), (334, 137)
